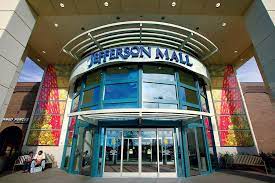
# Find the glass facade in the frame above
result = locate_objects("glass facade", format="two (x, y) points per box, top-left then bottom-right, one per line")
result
(71, 64), (208, 112)
(62, 63), (212, 178)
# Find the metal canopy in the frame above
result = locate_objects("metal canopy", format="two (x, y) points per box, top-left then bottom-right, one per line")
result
(62, 21), (218, 62)
(68, 109), (213, 125)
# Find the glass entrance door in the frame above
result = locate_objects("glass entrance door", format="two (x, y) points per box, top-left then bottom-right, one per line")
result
(185, 126), (209, 176)
(158, 129), (176, 174)
(103, 128), (176, 177)
(141, 129), (158, 175)
(122, 130), (139, 174)
(72, 124), (94, 176)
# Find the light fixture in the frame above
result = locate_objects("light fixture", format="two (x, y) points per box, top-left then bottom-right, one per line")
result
(54, 23), (59, 27)
(37, 59), (40, 62)
(222, 22), (227, 27)
(59, 2), (65, 8)
(42, 50), (46, 54)
(171, 2), (176, 7)
(216, 2), (221, 8)
(234, 50), (238, 53)
(241, 58), (244, 61)
(104, 1), (109, 7)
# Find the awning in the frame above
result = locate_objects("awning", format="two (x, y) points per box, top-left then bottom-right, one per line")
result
(68, 108), (214, 125)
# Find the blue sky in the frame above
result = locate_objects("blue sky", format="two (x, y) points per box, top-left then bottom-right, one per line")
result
(18, 57), (44, 82)
(236, 57), (263, 82)
(17, 57), (263, 83)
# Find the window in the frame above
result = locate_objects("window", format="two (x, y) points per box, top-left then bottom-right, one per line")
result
(73, 64), (209, 112)
(72, 95), (80, 112)
(82, 87), (100, 105)
(74, 79), (82, 94)
(143, 102), (178, 109)
(185, 89), (199, 104)
(178, 71), (196, 87)
(199, 81), (209, 112)
(86, 70), (101, 86)
(143, 83), (177, 101)
(105, 65), (138, 81)
(179, 87), (199, 105)
(104, 102), (137, 109)
(104, 83), (137, 100)
(143, 65), (175, 83)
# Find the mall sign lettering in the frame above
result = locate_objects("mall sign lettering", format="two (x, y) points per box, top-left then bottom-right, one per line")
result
(88, 46), (193, 69)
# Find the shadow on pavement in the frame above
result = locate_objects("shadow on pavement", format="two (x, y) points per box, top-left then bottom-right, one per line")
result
(220, 169), (275, 183)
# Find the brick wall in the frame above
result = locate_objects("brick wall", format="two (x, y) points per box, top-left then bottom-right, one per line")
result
(241, 82), (275, 153)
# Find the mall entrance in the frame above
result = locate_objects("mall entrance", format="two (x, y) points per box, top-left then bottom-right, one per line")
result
(63, 119), (212, 177)
(103, 128), (176, 177)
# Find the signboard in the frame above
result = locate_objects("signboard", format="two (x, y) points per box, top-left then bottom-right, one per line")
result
(70, 46), (210, 84)
(88, 46), (193, 69)
(2, 118), (29, 124)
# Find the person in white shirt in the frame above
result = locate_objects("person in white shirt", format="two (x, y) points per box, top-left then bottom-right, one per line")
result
(31, 150), (46, 170)
(33, 150), (45, 166)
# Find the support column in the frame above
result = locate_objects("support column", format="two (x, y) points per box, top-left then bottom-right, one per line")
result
(245, 0), (275, 109)
(0, 0), (37, 123)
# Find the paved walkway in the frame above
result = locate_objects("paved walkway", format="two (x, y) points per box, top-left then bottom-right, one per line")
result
(0, 168), (274, 183)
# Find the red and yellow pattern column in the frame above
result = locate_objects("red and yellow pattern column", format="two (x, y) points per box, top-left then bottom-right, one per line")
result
(27, 65), (72, 146)
(210, 65), (254, 147)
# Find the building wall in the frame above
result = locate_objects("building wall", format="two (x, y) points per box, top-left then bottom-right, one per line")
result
(0, 0), (36, 122)
(0, 82), (39, 155)
(241, 82), (275, 153)
(245, 0), (275, 108)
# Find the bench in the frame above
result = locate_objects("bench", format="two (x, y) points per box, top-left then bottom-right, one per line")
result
(226, 155), (268, 174)
(13, 153), (54, 172)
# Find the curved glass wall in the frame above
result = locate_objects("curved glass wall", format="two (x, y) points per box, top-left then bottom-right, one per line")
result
(71, 64), (209, 113)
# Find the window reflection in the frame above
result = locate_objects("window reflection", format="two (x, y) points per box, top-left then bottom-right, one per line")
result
(72, 95), (80, 112)
(178, 71), (196, 87)
(143, 65), (175, 83)
(73, 64), (209, 112)
(105, 83), (137, 100)
(82, 87), (100, 105)
(186, 89), (199, 104)
(74, 79), (82, 94)
(104, 102), (137, 109)
(86, 70), (101, 86)
(143, 83), (177, 101)
(106, 65), (138, 81)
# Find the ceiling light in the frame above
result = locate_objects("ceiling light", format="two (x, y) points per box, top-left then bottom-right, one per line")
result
(234, 50), (238, 53)
(37, 59), (40, 62)
(42, 50), (46, 54)
(171, 2), (176, 7)
(222, 22), (227, 27)
(216, 2), (221, 8)
(54, 23), (59, 27)
(59, 2), (65, 8)
(104, 1), (109, 7)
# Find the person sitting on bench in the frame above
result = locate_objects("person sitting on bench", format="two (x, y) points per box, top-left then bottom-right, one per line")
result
(31, 150), (46, 171)
(23, 151), (33, 173)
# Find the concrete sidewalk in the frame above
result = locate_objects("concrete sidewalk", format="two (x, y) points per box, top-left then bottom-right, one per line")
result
(0, 168), (274, 183)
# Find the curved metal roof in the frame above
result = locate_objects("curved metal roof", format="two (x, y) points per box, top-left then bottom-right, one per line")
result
(62, 21), (218, 62)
